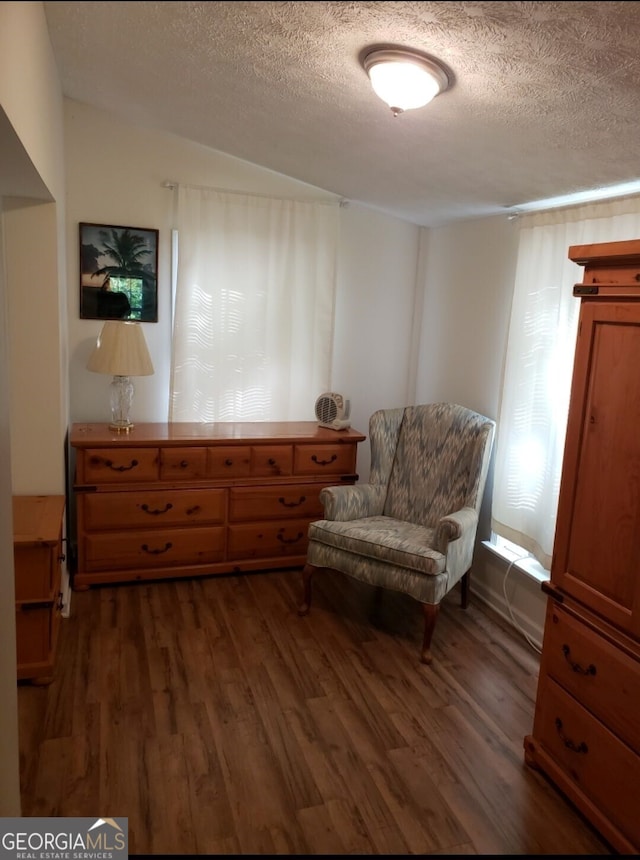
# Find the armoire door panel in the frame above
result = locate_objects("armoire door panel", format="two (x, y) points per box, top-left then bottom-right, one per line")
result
(553, 302), (640, 636)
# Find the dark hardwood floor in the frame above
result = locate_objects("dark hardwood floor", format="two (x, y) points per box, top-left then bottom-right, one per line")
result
(18, 568), (613, 855)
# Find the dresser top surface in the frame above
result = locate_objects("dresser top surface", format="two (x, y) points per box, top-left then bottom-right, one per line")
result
(70, 421), (366, 447)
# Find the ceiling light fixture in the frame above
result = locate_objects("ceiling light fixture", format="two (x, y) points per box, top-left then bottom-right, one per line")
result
(362, 47), (450, 117)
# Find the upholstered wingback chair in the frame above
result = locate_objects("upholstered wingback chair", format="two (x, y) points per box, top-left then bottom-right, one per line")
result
(300, 403), (496, 664)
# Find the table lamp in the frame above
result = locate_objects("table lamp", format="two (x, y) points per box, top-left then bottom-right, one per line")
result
(87, 320), (154, 432)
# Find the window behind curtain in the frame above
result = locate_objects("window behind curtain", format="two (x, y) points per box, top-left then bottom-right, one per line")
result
(169, 186), (340, 422)
(492, 196), (640, 571)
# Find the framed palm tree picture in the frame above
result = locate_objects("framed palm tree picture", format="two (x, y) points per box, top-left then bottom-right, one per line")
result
(79, 222), (159, 321)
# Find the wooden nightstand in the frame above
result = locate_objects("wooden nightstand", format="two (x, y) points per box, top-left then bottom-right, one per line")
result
(13, 495), (66, 685)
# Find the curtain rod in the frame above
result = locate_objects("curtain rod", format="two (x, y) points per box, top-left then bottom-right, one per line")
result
(162, 180), (348, 207)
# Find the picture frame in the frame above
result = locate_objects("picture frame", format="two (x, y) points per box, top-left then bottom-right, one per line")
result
(79, 222), (159, 322)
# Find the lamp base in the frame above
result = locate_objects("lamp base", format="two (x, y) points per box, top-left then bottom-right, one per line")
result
(110, 375), (135, 431)
(108, 420), (134, 433)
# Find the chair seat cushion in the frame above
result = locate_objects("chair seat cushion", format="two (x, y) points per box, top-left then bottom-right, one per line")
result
(308, 515), (446, 576)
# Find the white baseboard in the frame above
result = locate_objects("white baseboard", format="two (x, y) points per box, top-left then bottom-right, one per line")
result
(471, 549), (546, 652)
(60, 563), (72, 618)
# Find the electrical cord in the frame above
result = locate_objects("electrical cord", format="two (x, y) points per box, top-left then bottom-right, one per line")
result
(502, 554), (543, 655)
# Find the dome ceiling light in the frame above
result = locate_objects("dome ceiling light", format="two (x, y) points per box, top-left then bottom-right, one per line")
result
(362, 47), (450, 117)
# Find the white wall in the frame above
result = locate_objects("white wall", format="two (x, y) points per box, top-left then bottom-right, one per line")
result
(334, 202), (421, 479)
(64, 99), (548, 638)
(415, 215), (546, 644)
(0, 0), (66, 817)
(63, 100), (420, 481)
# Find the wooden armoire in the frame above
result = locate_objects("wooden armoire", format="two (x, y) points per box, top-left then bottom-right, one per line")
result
(524, 239), (640, 854)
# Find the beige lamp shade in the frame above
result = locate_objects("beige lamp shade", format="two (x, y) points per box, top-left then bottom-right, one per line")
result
(87, 321), (154, 377)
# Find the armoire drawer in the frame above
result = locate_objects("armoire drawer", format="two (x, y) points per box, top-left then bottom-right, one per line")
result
(229, 484), (324, 521)
(83, 526), (225, 570)
(542, 603), (640, 754)
(81, 488), (226, 530)
(535, 677), (640, 849)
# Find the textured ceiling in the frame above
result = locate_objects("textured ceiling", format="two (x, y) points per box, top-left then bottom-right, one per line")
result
(43, 1), (640, 227)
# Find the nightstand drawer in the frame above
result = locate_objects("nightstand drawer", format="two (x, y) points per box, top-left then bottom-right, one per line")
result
(229, 484), (324, 521)
(82, 488), (226, 530)
(14, 544), (59, 601)
(16, 601), (56, 668)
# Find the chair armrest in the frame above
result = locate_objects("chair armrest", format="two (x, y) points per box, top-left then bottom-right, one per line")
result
(319, 483), (386, 521)
(434, 506), (479, 581)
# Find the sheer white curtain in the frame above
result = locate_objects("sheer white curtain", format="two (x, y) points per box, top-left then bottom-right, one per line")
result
(169, 185), (339, 422)
(492, 195), (640, 570)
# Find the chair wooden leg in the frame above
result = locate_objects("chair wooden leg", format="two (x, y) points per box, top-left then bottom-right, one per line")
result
(460, 570), (470, 609)
(421, 603), (440, 664)
(298, 563), (314, 616)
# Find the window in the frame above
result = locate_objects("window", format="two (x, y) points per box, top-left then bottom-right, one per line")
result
(492, 195), (640, 570)
(169, 185), (340, 422)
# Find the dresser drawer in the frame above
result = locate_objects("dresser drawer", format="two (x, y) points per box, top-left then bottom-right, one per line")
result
(542, 604), (640, 754)
(294, 443), (356, 476)
(83, 526), (225, 570)
(160, 447), (208, 480)
(535, 677), (640, 849)
(229, 484), (324, 521)
(207, 446), (251, 478)
(250, 445), (293, 477)
(82, 488), (226, 530)
(82, 448), (159, 483)
(227, 520), (312, 560)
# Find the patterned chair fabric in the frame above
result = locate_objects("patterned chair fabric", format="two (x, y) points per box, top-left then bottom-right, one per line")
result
(302, 403), (496, 664)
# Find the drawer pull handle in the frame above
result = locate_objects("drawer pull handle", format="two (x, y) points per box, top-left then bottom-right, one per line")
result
(179, 460), (189, 468)
(268, 458), (277, 466)
(224, 458), (233, 466)
(56, 591), (64, 611)
(141, 542), (173, 555)
(312, 454), (337, 466)
(100, 457), (139, 472)
(141, 503), (174, 515)
(277, 531), (304, 545)
(279, 495), (306, 507)
(562, 644), (597, 676)
(554, 718), (588, 754)
(186, 505), (202, 515)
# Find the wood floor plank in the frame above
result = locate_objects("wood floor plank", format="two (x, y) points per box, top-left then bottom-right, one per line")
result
(17, 569), (613, 855)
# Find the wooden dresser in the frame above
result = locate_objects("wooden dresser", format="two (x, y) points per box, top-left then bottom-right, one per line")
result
(13, 495), (66, 685)
(70, 421), (366, 589)
(524, 239), (640, 854)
